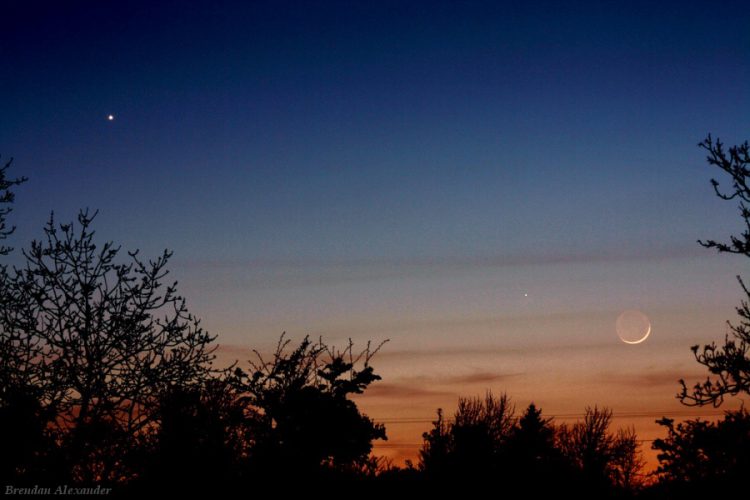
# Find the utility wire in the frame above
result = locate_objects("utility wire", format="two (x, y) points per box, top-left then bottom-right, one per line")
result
(372, 410), (728, 425)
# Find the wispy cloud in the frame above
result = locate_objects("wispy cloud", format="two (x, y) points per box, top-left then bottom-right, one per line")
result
(444, 372), (524, 385)
(363, 371), (523, 400)
(214, 340), (602, 368)
(364, 383), (457, 399)
(371, 339), (624, 362)
(169, 243), (716, 296)
(599, 367), (707, 388)
(176, 245), (706, 270)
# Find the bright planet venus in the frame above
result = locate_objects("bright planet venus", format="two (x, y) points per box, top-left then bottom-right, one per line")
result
(616, 310), (651, 344)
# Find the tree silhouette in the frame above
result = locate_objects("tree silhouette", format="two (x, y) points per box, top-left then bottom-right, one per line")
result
(419, 398), (644, 492)
(0, 158), (51, 485)
(0, 157), (27, 255)
(507, 403), (556, 461)
(418, 408), (451, 479)
(504, 403), (569, 484)
(653, 408), (750, 494)
(696, 135), (750, 257)
(235, 334), (387, 480)
(0, 156), (31, 405)
(419, 391), (515, 480)
(0, 386), (61, 485)
(680, 135), (750, 406)
(0, 210), (217, 482)
(131, 377), (251, 494)
(557, 406), (644, 493)
(451, 391), (515, 477)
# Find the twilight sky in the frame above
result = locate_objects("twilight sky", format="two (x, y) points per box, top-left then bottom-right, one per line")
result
(2, 0), (749, 465)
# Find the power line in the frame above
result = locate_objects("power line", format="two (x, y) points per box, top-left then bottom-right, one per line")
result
(372, 410), (727, 425)
(373, 439), (661, 450)
(370, 410), (731, 451)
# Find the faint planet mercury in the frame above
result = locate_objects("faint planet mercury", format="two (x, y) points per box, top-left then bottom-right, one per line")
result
(107, 114), (115, 121)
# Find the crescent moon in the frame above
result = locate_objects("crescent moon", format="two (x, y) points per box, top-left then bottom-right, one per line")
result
(616, 310), (651, 344)
(620, 323), (651, 344)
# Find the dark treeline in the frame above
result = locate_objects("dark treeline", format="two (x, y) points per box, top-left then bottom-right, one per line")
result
(2, 136), (750, 497)
(402, 395), (646, 497)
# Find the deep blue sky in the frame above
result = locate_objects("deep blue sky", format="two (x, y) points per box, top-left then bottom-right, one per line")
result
(3, 0), (748, 262)
(2, 0), (750, 464)
(0, 0), (748, 340)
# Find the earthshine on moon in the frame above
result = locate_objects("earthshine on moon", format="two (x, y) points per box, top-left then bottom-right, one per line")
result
(616, 310), (651, 344)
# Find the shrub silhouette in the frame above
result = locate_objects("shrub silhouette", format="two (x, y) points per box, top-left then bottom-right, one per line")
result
(130, 378), (250, 493)
(236, 335), (387, 480)
(652, 408), (750, 494)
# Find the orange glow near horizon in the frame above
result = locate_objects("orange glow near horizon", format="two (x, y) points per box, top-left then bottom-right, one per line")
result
(214, 306), (744, 474)
(357, 398), (739, 471)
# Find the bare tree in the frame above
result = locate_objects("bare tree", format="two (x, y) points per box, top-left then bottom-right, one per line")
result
(453, 391), (516, 448)
(557, 407), (644, 491)
(0, 157), (27, 255)
(419, 391), (516, 478)
(696, 135), (750, 257)
(610, 428), (645, 490)
(680, 135), (750, 406)
(0, 210), (217, 481)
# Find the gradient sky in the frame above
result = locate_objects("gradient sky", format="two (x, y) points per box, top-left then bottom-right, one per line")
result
(2, 0), (749, 466)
